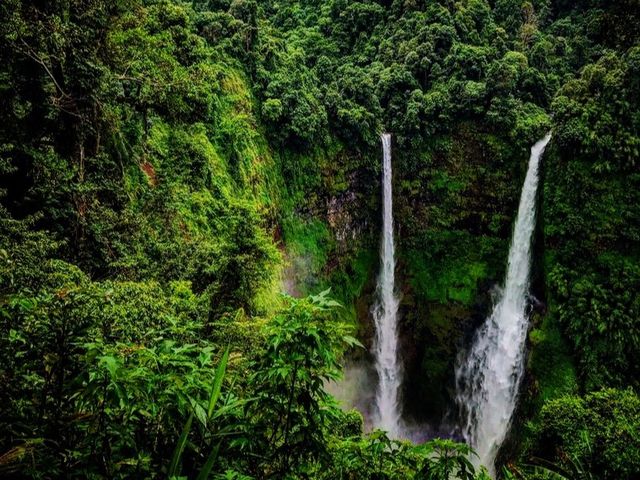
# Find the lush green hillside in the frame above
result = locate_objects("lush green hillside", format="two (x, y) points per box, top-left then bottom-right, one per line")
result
(0, 0), (638, 478)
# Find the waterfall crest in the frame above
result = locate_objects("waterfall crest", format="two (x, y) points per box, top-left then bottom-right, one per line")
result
(455, 133), (552, 475)
(372, 133), (402, 437)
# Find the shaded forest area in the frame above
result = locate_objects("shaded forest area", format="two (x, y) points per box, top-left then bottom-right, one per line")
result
(1, 0), (639, 478)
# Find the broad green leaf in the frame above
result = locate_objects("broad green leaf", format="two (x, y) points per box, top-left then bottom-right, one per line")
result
(100, 355), (119, 378)
(195, 442), (221, 480)
(168, 412), (193, 478)
(207, 347), (229, 421)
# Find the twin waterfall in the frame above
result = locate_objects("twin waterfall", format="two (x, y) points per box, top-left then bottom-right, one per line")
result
(454, 133), (552, 475)
(372, 133), (403, 437)
(370, 133), (552, 471)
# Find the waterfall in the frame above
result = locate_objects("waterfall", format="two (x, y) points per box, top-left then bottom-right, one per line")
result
(372, 133), (402, 437)
(455, 133), (552, 475)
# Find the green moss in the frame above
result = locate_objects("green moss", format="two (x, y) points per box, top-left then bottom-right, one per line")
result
(281, 211), (375, 322)
(281, 215), (333, 293)
(328, 247), (377, 323)
(519, 311), (578, 456)
(529, 312), (578, 404)
(405, 234), (499, 306)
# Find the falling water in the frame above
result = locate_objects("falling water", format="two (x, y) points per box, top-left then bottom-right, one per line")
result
(372, 133), (402, 437)
(455, 133), (552, 475)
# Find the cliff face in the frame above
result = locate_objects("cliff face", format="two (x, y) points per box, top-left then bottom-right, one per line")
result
(287, 127), (545, 424)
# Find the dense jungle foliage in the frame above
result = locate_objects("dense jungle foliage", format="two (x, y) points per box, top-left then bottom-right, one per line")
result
(1, 0), (638, 478)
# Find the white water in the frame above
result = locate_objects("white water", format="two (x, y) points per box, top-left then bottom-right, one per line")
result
(372, 133), (403, 437)
(455, 133), (552, 475)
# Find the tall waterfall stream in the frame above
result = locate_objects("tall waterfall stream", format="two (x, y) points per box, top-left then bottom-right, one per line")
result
(454, 133), (552, 475)
(348, 133), (551, 466)
(372, 133), (403, 437)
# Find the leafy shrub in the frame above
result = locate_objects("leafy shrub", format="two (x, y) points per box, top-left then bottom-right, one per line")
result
(533, 389), (640, 480)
